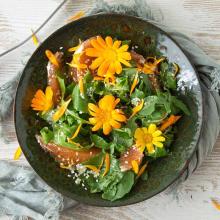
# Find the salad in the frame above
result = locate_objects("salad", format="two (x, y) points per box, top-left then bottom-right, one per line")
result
(31, 35), (190, 201)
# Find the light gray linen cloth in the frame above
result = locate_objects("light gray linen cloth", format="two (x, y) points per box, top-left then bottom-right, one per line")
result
(0, 0), (220, 219)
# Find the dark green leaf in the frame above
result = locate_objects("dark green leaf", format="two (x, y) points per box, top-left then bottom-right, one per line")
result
(57, 76), (65, 100)
(148, 147), (168, 158)
(139, 96), (158, 116)
(170, 96), (190, 115)
(91, 134), (110, 149)
(72, 85), (88, 113)
(82, 152), (104, 167)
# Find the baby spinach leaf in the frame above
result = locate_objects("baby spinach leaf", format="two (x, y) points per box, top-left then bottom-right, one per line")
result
(103, 171), (135, 201)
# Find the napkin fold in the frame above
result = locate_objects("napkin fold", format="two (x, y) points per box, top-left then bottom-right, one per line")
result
(0, 0), (219, 219)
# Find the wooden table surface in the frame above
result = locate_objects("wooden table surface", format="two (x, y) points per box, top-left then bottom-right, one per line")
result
(0, 0), (220, 219)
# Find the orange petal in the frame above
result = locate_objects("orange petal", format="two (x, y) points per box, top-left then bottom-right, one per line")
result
(102, 153), (110, 176)
(97, 60), (110, 76)
(79, 77), (84, 96)
(109, 119), (121, 129)
(105, 36), (113, 47)
(88, 103), (100, 112)
(137, 162), (148, 178)
(114, 61), (122, 74)
(91, 39), (105, 51)
(129, 99), (144, 119)
(112, 111), (127, 122)
(92, 121), (103, 131)
(113, 40), (121, 49)
(84, 165), (99, 173)
(67, 11), (85, 22)
(90, 57), (104, 69)
(70, 123), (82, 139)
(103, 122), (112, 135)
(131, 160), (139, 174)
(98, 95), (115, 110)
(119, 58), (131, 67)
(119, 51), (131, 60)
(96, 36), (106, 48)
(85, 48), (101, 57)
(160, 115), (181, 131)
(45, 50), (59, 68)
(130, 72), (138, 95)
(118, 44), (129, 52)
(108, 62), (115, 74)
(52, 99), (71, 122)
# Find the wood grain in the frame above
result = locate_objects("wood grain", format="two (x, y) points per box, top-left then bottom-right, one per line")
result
(0, 0), (220, 219)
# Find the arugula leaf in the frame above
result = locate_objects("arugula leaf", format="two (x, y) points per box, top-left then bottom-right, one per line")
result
(72, 85), (88, 113)
(57, 76), (65, 100)
(40, 127), (53, 144)
(112, 128), (133, 152)
(170, 96), (190, 115)
(91, 134), (110, 150)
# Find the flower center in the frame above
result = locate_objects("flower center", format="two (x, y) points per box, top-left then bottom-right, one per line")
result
(100, 109), (112, 122)
(103, 48), (117, 61)
(144, 133), (153, 143)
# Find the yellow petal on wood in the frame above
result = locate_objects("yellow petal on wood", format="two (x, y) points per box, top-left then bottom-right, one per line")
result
(14, 146), (22, 160)
(129, 99), (144, 119)
(52, 99), (71, 122)
(67, 11), (85, 22)
(131, 160), (139, 174)
(31, 29), (39, 46)
(130, 72), (138, 95)
(211, 199), (220, 211)
(70, 123), (82, 140)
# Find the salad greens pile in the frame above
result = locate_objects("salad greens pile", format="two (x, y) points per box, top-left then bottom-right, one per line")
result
(32, 36), (190, 201)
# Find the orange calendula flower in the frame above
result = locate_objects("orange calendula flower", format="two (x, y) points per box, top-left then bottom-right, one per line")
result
(85, 36), (131, 82)
(68, 53), (87, 70)
(134, 124), (165, 154)
(31, 86), (53, 113)
(138, 57), (164, 74)
(88, 95), (126, 135)
(52, 99), (71, 122)
(45, 50), (60, 68)
(137, 162), (148, 179)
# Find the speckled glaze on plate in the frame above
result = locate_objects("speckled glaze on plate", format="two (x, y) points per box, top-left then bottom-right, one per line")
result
(14, 14), (203, 207)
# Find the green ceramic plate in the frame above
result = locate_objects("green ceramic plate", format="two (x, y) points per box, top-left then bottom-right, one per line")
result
(15, 14), (203, 206)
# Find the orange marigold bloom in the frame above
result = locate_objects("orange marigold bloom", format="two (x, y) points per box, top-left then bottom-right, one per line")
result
(138, 57), (164, 74)
(85, 36), (131, 83)
(31, 86), (53, 113)
(88, 95), (127, 135)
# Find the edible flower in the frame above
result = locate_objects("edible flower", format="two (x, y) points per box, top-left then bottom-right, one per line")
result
(84, 165), (99, 173)
(31, 86), (53, 113)
(78, 77), (84, 96)
(67, 11), (85, 22)
(129, 99), (144, 119)
(68, 53), (87, 70)
(130, 72), (139, 95)
(131, 160), (139, 174)
(85, 36), (131, 83)
(136, 162), (148, 179)
(138, 57), (164, 74)
(134, 124), (165, 153)
(13, 146), (22, 160)
(102, 153), (110, 176)
(52, 99), (71, 122)
(160, 115), (181, 131)
(88, 95), (126, 135)
(45, 50), (60, 68)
